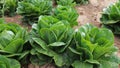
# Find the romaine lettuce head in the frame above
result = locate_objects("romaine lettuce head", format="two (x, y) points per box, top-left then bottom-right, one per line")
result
(17, 0), (52, 25)
(0, 22), (29, 61)
(0, 0), (18, 16)
(69, 24), (120, 68)
(53, 5), (79, 27)
(30, 16), (74, 67)
(100, 1), (120, 34)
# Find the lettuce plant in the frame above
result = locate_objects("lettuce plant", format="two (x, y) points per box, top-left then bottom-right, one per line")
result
(100, 1), (120, 34)
(0, 0), (18, 17)
(0, 21), (29, 62)
(69, 24), (120, 68)
(55, 0), (76, 7)
(17, 0), (52, 25)
(54, 0), (88, 5)
(54, 5), (79, 27)
(30, 17), (120, 67)
(74, 0), (89, 4)
(30, 16), (74, 68)
(0, 55), (21, 68)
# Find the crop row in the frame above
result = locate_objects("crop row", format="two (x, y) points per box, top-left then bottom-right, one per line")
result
(0, 0), (120, 68)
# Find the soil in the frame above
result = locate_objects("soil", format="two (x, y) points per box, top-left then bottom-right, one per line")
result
(4, 0), (120, 68)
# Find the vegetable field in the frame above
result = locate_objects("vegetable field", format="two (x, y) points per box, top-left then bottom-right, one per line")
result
(0, 0), (120, 68)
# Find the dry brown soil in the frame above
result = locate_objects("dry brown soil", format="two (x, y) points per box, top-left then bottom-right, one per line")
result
(4, 0), (120, 68)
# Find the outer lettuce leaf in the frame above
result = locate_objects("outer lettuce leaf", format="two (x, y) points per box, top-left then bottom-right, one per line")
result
(3, 39), (24, 53)
(98, 60), (119, 68)
(0, 55), (21, 68)
(9, 59), (21, 68)
(72, 61), (93, 68)
(102, 23), (120, 34)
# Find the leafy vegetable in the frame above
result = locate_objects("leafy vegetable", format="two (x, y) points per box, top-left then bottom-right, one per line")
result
(38, 15), (73, 29)
(69, 23), (120, 68)
(0, 0), (18, 16)
(0, 55), (21, 68)
(74, 0), (89, 4)
(30, 15), (74, 67)
(100, 1), (120, 34)
(53, 5), (79, 27)
(72, 61), (93, 68)
(0, 21), (29, 62)
(17, 0), (53, 25)
(55, 0), (76, 7)
(55, 0), (88, 5)
(30, 16), (120, 68)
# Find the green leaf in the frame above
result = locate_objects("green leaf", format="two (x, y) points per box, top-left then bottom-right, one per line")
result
(0, 55), (20, 68)
(93, 45), (117, 59)
(30, 49), (38, 55)
(0, 62), (6, 68)
(99, 54), (120, 64)
(0, 30), (15, 47)
(95, 28), (114, 44)
(49, 42), (65, 47)
(14, 29), (27, 41)
(38, 16), (59, 29)
(3, 39), (24, 53)
(39, 28), (57, 44)
(85, 60), (100, 65)
(9, 59), (21, 68)
(18, 51), (29, 60)
(72, 61), (93, 68)
(57, 0), (76, 7)
(69, 47), (82, 55)
(32, 37), (48, 50)
(35, 47), (56, 57)
(0, 18), (5, 24)
(53, 54), (64, 67)
(81, 38), (97, 54)
(99, 60), (119, 68)
(0, 55), (10, 68)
